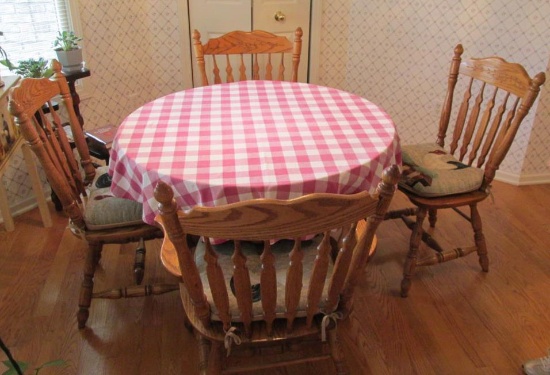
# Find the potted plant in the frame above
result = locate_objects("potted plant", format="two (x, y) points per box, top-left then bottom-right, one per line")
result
(53, 31), (83, 72)
(0, 57), (53, 78)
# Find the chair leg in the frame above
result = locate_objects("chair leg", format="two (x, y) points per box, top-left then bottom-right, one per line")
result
(327, 328), (349, 375)
(78, 242), (102, 329)
(401, 207), (427, 298)
(134, 238), (146, 285)
(208, 341), (223, 375)
(198, 336), (210, 375)
(428, 208), (437, 227)
(183, 309), (193, 332)
(470, 204), (489, 272)
(197, 335), (223, 375)
(93, 244), (103, 266)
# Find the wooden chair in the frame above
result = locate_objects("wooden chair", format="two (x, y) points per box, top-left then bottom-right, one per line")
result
(385, 44), (546, 297)
(193, 28), (303, 86)
(8, 60), (178, 329)
(154, 165), (400, 374)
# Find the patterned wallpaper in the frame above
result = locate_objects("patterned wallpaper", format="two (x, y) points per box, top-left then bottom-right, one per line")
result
(319, 0), (550, 178)
(1, 0), (549, 223)
(78, 0), (186, 128)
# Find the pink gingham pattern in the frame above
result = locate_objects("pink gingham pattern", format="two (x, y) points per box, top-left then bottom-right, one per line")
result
(109, 81), (401, 225)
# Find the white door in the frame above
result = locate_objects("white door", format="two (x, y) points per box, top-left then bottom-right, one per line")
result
(187, 0), (311, 86)
(188, 0), (250, 38)
(253, 0), (310, 83)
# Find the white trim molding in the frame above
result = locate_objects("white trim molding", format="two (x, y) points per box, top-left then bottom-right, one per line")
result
(495, 170), (550, 186)
(308, 0), (322, 84)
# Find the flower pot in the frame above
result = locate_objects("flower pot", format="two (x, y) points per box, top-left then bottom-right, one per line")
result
(55, 48), (83, 72)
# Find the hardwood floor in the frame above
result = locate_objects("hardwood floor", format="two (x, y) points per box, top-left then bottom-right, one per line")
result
(1, 180), (549, 374)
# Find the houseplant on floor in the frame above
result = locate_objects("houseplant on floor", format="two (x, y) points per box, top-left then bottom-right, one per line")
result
(53, 31), (83, 72)
(1, 336), (65, 375)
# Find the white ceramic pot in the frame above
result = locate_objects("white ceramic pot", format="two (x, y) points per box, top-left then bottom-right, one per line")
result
(55, 48), (83, 72)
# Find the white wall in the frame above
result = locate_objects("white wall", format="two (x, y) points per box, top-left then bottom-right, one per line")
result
(317, 0), (550, 183)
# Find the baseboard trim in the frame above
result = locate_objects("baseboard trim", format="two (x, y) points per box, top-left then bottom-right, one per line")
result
(495, 170), (550, 186)
(0, 196), (48, 225)
(2, 171), (549, 224)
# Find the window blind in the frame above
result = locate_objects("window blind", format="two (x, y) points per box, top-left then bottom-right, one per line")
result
(0, 0), (72, 75)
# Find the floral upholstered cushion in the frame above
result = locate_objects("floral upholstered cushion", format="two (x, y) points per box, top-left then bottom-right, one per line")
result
(194, 235), (334, 322)
(399, 143), (484, 197)
(84, 166), (144, 230)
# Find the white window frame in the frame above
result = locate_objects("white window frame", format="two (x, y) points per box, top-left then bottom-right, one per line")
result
(0, 0), (83, 76)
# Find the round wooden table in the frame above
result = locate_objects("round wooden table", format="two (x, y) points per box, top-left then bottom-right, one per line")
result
(109, 80), (401, 225)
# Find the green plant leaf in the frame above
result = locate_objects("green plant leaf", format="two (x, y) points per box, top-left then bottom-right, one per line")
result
(34, 359), (66, 374)
(42, 68), (54, 79)
(5, 57), (52, 78)
(53, 31), (82, 51)
(2, 359), (28, 375)
(0, 58), (16, 71)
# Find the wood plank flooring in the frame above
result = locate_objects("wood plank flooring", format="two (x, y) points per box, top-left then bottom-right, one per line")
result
(1, 180), (549, 374)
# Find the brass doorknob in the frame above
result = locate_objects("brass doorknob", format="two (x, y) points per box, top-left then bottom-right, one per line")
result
(274, 11), (286, 22)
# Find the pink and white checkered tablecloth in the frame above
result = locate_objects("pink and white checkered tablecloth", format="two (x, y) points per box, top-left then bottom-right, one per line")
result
(109, 80), (401, 225)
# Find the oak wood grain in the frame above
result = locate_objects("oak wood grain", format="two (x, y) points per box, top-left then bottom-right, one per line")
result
(1, 180), (550, 374)
(193, 28), (303, 86)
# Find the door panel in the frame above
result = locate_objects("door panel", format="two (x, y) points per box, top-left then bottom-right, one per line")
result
(189, 0), (251, 86)
(253, 0), (310, 82)
(189, 0), (251, 35)
(188, 0), (310, 86)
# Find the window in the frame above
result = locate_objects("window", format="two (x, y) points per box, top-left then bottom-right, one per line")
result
(0, 0), (76, 75)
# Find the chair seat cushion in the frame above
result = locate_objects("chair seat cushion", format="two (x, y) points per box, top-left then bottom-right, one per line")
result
(399, 143), (484, 197)
(84, 166), (144, 230)
(194, 235), (333, 322)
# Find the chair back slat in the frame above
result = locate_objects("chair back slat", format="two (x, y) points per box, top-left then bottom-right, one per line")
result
(253, 54), (260, 80)
(260, 241), (277, 335)
(46, 100), (84, 194)
(436, 44), (545, 188)
(449, 78), (472, 154)
(239, 55), (247, 81)
(305, 232), (332, 327)
(278, 53), (286, 81)
(37, 106), (82, 199)
(204, 239), (232, 331)
(476, 93), (509, 167)
(193, 28), (302, 86)
(459, 82), (485, 161)
(485, 97), (528, 184)
(154, 165), (400, 336)
(8, 61), (96, 229)
(224, 55), (233, 83)
(284, 240), (303, 330)
(232, 241), (254, 336)
(212, 56), (221, 84)
(32, 112), (80, 202)
(265, 55), (273, 80)
(325, 223), (357, 313)
(486, 98), (519, 170)
(468, 87), (498, 165)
